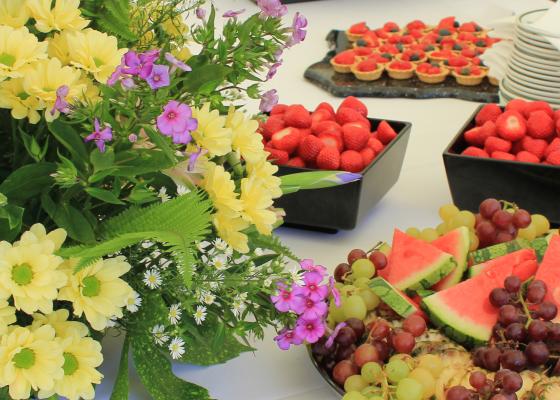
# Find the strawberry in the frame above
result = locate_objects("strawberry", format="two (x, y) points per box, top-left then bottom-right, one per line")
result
(340, 96), (368, 118)
(312, 120), (342, 137)
(516, 151), (540, 164)
(368, 136), (384, 153)
(438, 16), (456, 29)
(496, 111), (526, 141)
(315, 102), (336, 117)
(284, 105), (311, 129)
(262, 115), (285, 140)
(545, 138), (560, 158)
(547, 150), (560, 165)
(336, 107), (364, 125)
(521, 137), (548, 159)
(299, 128), (312, 137)
(286, 157), (306, 168)
(271, 127), (301, 154)
(311, 109), (334, 128)
(340, 150), (364, 172)
(511, 139), (524, 155)
(505, 99), (527, 114)
(557, 118), (560, 136)
(265, 147), (289, 165)
(464, 122), (496, 147)
(491, 151), (515, 161)
(462, 146), (489, 158)
(360, 147), (376, 166)
(342, 123), (369, 151)
(319, 134), (344, 152)
(527, 110), (555, 139)
(270, 104), (288, 115)
(554, 109), (560, 121)
(523, 101), (554, 119)
(377, 120), (397, 144)
(316, 147), (341, 170)
(298, 135), (324, 162)
(485, 136), (512, 154)
(475, 104), (502, 126)
(349, 22), (369, 34)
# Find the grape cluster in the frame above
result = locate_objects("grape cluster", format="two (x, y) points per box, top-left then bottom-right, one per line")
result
(475, 199), (534, 247)
(446, 369), (523, 400)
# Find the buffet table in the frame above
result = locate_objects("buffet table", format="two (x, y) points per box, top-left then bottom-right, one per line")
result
(96, 0), (552, 398)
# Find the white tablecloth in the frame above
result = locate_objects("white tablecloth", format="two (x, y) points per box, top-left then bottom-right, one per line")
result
(96, 0), (553, 398)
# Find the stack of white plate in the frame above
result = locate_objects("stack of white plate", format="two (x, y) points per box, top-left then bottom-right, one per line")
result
(500, 9), (560, 106)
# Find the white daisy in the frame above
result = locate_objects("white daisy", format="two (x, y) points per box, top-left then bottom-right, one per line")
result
(234, 255), (249, 265)
(202, 292), (216, 305)
(158, 187), (170, 202)
(196, 241), (211, 253)
(159, 257), (173, 269)
(151, 250), (162, 258)
(263, 277), (273, 287)
(290, 268), (304, 286)
(232, 300), (246, 318)
(193, 305), (207, 325)
(236, 292), (248, 302)
(168, 303), (182, 325)
(211, 254), (229, 271)
(152, 325), (169, 345)
(176, 184), (190, 196)
(168, 337), (185, 359)
(254, 248), (264, 256)
(106, 317), (118, 328)
(213, 238), (229, 251)
(126, 291), (142, 313)
(143, 269), (162, 289)
(141, 241), (154, 249)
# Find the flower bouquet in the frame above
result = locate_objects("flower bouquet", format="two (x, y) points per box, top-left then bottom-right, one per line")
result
(0, 1), (357, 399)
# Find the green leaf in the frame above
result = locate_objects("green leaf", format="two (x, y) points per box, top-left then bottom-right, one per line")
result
(110, 336), (129, 400)
(0, 204), (24, 242)
(280, 171), (361, 194)
(181, 65), (231, 93)
(112, 149), (175, 177)
(48, 120), (89, 166)
(248, 232), (298, 261)
(0, 193), (6, 207)
(142, 126), (177, 164)
(252, 254), (278, 267)
(0, 162), (56, 203)
(85, 187), (124, 205)
(19, 129), (47, 161)
(90, 148), (115, 171)
(46, 203), (96, 244)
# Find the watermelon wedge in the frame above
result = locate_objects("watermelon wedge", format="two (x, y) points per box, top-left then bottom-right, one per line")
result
(468, 248), (538, 280)
(534, 235), (560, 323)
(377, 229), (456, 291)
(431, 227), (470, 291)
(468, 238), (530, 266)
(422, 249), (538, 348)
(370, 277), (425, 318)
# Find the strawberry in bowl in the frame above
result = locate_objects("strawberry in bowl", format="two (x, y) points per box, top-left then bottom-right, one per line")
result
(415, 62), (450, 84)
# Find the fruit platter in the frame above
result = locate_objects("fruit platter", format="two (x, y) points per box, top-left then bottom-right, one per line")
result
(444, 99), (560, 224)
(304, 17), (500, 102)
(305, 198), (560, 400)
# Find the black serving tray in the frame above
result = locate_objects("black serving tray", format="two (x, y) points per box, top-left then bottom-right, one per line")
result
(275, 117), (411, 231)
(304, 30), (499, 102)
(443, 105), (560, 224)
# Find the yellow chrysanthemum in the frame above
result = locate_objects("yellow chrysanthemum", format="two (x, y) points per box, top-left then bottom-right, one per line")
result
(0, 299), (16, 335)
(162, 15), (188, 37)
(76, 76), (101, 105)
(226, 107), (265, 164)
(246, 157), (283, 199)
(58, 256), (134, 331)
(0, 242), (67, 315)
(67, 29), (127, 83)
(240, 175), (277, 235)
(0, 325), (64, 400)
(172, 46), (192, 62)
(47, 30), (71, 65)
(15, 223), (66, 252)
(0, 78), (42, 124)
(0, 26), (48, 81)
(31, 309), (89, 339)
(213, 211), (250, 253)
(27, 0), (89, 32)
(0, 0), (30, 27)
(201, 162), (242, 216)
(39, 332), (103, 400)
(192, 103), (233, 157)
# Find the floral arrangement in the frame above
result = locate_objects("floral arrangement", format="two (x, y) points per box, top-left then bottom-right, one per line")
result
(0, 1), (358, 399)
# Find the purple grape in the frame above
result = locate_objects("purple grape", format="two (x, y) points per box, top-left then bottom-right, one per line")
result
(528, 320), (549, 341)
(484, 347), (502, 371)
(490, 288), (510, 308)
(499, 305), (520, 326)
(525, 341), (549, 366)
(500, 349), (527, 372)
(504, 276), (521, 294)
(501, 371), (523, 394)
(505, 323), (526, 342)
(537, 301), (558, 321)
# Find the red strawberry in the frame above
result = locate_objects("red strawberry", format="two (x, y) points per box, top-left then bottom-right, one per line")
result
(339, 96), (368, 118)
(521, 137), (547, 159)
(319, 134), (344, 152)
(377, 120), (397, 144)
(298, 135), (324, 162)
(485, 136), (512, 154)
(368, 136), (384, 153)
(523, 101), (554, 119)
(527, 110), (555, 139)
(312, 120), (342, 137)
(496, 111), (526, 141)
(505, 99), (527, 114)
(462, 146), (489, 158)
(554, 109), (560, 121)
(340, 150), (364, 172)
(311, 109), (334, 128)
(336, 107), (364, 125)
(350, 118), (371, 131)
(491, 151), (515, 161)
(545, 138), (560, 158)
(342, 123), (369, 150)
(262, 116), (285, 140)
(557, 118), (560, 135)
(475, 103), (502, 126)
(516, 151), (540, 164)
(360, 147), (375, 166)
(299, 128), (312, 137)
(315, 102), (335, 116)
(511, 139), (524, 155)
(286, 157), (306, 168)
(547, 150), (560, 165)
(284, 105), (311, 129)
(271, 127), (301, 154)
(265, 147), (289, 165)
(270, 104), (288, 115)
(464, 122), (496, 147)
(316, 147), (341, 170)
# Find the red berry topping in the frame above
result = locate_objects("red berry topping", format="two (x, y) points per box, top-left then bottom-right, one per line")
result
(383, 21), (400, 33)
(354, 47), (374, 57)
(333, 51), (356, 65)
(349, 22), (369, 34)
(356, 59), (378, 72)
(406, 20), (426, 31)
(388, 60), (413, 70)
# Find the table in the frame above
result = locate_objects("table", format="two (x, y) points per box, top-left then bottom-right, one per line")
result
(96, 0), (552, 398)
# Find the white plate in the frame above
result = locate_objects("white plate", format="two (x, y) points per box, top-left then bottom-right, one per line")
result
(514, 41), (560, 60)
(509, 58), (560, 79)
(516, 32), (557, 50)
(507, 64), (560, 87)
(512, 48), (560, 68)
(502, 78), (560, 104)
(506, 73), (560, 94)
(518, 9), (560, 39)
(516, 26), (556, 45)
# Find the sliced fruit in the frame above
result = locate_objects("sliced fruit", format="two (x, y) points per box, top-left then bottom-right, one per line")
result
(530, 237), (549, 262)
(534, 234), (560, 323)
(370, 277), (424, 318)
(468, 248), (539, 279)
(467, 238), (530, 266)
(431, 227), (470, 291)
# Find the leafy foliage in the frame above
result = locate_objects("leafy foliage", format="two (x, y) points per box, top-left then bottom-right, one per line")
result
(80, 0), (137, 44)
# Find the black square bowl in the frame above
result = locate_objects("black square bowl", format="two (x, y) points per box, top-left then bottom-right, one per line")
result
(443, 105), (560, 224)
(275, 118), (412, 231)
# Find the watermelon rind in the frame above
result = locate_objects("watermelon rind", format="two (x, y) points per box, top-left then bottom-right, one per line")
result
(432, 227), (471, 291)
(404, 255), (456, 291)
(370, 277), (418, 318)
(467, 238), (530, 266)
(468, 263), (485, 279)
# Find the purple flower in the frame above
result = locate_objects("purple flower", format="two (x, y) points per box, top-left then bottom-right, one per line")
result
(266, 61), (282, 80)
(165, 53), (192, 73)
(259, 89), (278, 113)
(257, 0), (288, 18)
(274, 328), (303, 350)
(121, 77), (136, 90)
(196, 8), (206, 19)
(325, 322), (347, 348)
(50, 85), (70, 116)
(156, 100), (198, 144)
(107, 65), (124, 86)
(291, 296), (328, 320)
(294, 272), (328, 301)
(336, 172), (362, 184)
(124, 50), (160, 79)
(146, 64), (170, 90)
(223, 9), (245, 18)
(271, 283), (297, 312)
(329, 277), (341, 307)
(188, 147), (207, 171)
(85, 119), (112, 153)
(288, 12), (308, 47)
(128, 134), (137, 143)
(300, 259), (327, 275)
(274, 49), (283, 61)
(295, 318), (325, 343)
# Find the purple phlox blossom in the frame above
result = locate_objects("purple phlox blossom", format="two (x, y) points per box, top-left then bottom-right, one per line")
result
(328, 277), (341, 307)
(121, 77), (136, 90)
(165, 52), (192, 73)
(223, 9), (245, 18)
(85, 119), (112, 153)
(293, 271), (328, 301)
(287, 12), (308, 47)
(196, 8), (206, 19)
(274, 49), (283, 61)
(291, 296), (328, 320)
(257, 0), (288, 18)
(294, 317), (325, 344)
(325, 322), (347, 348)
(259, 89), (278, 113)
(146, 64), (170, 90)
(128, 133), (138, 143)
(156, 100), (197, 144)
(274, 328), (303, 350)
(107, 65), (124, 86)
(299, 259), (327, 275)
(188, 147), (208, 171)
(271, 282), (297, 312)
(50, 85), (70, 116)
(266, 61), (282, 80)
(124, 49), (160, 79)
(336, 172), (362, 184)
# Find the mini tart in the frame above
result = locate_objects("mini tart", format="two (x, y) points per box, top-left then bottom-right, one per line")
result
(428, 50), (453, 63)
(452, 68), (487, 86)
(330, 51), (358, 73)
(351, 62), (384, 81)
(386, 62), (415, 80)
(330, 57), (354, 73)
(346, 29), (365, 42)
(398, 52), (427, 64)
(416, 66), (449, 84)
(346, 22), (369, 42)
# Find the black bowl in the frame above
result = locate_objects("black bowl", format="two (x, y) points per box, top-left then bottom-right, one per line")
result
(443, 105), (560, 224)
(307, 346), (345, 396)
(275, 118), (412, 231)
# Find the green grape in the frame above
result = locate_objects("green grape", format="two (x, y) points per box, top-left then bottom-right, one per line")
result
(342, 391), (367, 400)
(436, 222), (448, 235)
(438, 204), (459, 221)
(518, 223), (537, 241)
(359, 290), (380, 311)
(361, 385), (384, 398)
(420, 228), (439, 242)
(532, 214), (550, 236)
(361, 361), (384, 383)
(379, 243), (391, 255)
(340, 285), (357, 297)
(469, 229), (479, 251)
(352, 259), (376, 279)
(450, 210), (476, 229)
(395, 378), (423, 400)
(335, 282), (345, 290)
(384, 359), (410, 384)
(329, 299), (346, 323)
(416, 354), (443, 378)
(343, 295), (367, 320)
(405, 227), (421, 238)
(408, 368), (435, 398)
(368, 397), (384, 400)
(354, 277), (371, 289)
(344, 375), (368, 392)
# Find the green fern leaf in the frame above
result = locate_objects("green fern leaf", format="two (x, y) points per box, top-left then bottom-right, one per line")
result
(249, 233), (299, 261)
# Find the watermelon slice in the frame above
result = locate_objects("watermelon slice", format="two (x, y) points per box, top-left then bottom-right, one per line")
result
(468, 248), (538, 280)
(467, 238), (530, 266)
(534, 235), (560, 323)
(377, 229), (456, 291)
(431, 227), (470, 291)
(422, 249), (538, 347)
(370, 277), (425, 318)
